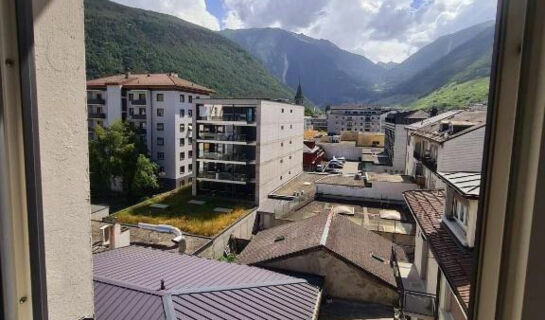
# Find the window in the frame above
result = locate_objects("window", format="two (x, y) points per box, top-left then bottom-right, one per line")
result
(157, 108), (164, 117)
(180, 152), (185, 160)
(281, 142), (284, 147)
(188, 137), (193, 144)
(180, 166), (185, 174)
(188, 95), (193, 103)
(180, 109), (185, 117)
(188, 164), (192, 171)
(281, 125), (284, 130)
(290, 109), (293, 113)
(139, 108), (146, 115)
(139, 93), (145, 101)
(280, 176), (283, 180)
(129, 93), (134, 100)
(180, 94), (185, 103)
(280, 159), (283, 164)
(129, 108), (134, 115)
(452, 198), (468, 228)
(188, 110), (193, 117)
(156, 123), (164, 131)
(157, 152), (164, 160)
(156, 93), (164, 102)
(179, 124), (185, 132)
(179, 138), (185, 146)
(289, 156), (292, 160)
(289, 140), (292, 144)
(281, 108), (284, 113)
(157, 137), (164, 146)
(188, 150), (193, 157)
(290, 124), (293, 129)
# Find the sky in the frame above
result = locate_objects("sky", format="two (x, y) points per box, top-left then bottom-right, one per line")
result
(111, 0), (497, 63)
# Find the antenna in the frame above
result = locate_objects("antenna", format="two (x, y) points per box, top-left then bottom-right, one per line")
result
(160, 279), (165, 290)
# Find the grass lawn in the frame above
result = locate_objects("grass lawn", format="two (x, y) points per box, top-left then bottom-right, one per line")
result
(113, 186), (254, 237)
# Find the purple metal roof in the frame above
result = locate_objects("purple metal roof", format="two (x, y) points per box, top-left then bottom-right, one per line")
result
(93, 246), (322, 319)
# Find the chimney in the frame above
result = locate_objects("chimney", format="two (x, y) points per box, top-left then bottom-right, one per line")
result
(125, 71), (131, 79)
(178, 237), (187, 254)
(169, 72), (178, 78)
(109, 223), (131, 249)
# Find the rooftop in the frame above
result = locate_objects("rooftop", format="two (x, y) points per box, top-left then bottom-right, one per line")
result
(438, 171), (481, 197)
(269, 172), (332, 198)
(87, 73), (214, 94)
(94, 246), (322, 320)
(411, 110), (487, 143)
(315, 172), (413, 186)
(403, 190), (473, 313)
(237, 212), (407, 287)
(405, 110), (462, 131)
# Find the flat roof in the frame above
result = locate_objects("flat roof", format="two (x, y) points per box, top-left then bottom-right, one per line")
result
(366, 172), (413, 183)
(269, 172), (332, 198)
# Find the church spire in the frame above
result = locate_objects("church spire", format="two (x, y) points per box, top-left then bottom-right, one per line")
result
(294, 79), (304, 105)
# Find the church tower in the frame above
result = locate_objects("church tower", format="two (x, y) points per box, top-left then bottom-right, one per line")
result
(294, 80), (304, 105)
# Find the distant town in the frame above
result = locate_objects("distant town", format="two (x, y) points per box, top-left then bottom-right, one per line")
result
(88, 71), (486, 320)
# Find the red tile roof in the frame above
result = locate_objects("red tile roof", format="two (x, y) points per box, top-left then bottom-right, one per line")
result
(87, 73), (215, 94)
(403, 190), (473, 313)
(237, 212), (406, 288)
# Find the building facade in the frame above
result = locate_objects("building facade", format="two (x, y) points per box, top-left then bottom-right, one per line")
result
(193, 99), (304, 204)
(327, 105), (389, 134)
(87, 73), (214, 188)
(383, 111), (428, 173)
(405, 111), (486, 188)
(310, 116), (328, 131)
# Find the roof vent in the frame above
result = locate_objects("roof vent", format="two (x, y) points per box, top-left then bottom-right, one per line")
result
(371, 253), (386, 263)
(160, 279), (165, 290)
(274, 235), (285, 242)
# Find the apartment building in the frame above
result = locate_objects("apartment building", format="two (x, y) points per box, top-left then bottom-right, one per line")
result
(327, 105), (389, 134)
(399, 171), (481, 320)
(405, 111), (486, 188)
(383, 110), (428, 173)
(193, 99), (304, 204)
(87, 73), (214, 188)
(310, 115), (328, 131)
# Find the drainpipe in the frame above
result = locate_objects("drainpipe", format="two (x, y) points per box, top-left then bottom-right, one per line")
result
(138, 222), (186, 253)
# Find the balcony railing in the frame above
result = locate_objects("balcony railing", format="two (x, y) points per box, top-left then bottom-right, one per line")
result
(422, 156), (437, 171)
(88, 112), (106, 119)
(198, 132), (254, 142)
(131, 114), (147, 120)
(87, 97), (105, 105)
(197, 171), (253, 183)
(130, 99), (147, 105)
(136, 128), (147, 134)
(199, 152), (253, 163)
(198, 114), (255, 123)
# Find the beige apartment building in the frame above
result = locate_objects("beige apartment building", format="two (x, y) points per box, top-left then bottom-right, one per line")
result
(87, 73), (214, 188)
(327, 105), (390, 134)
(193, 99), (304, 204)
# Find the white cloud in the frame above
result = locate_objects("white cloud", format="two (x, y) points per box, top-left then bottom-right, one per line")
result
(221, 0), (497, 63)
(112, 0), (220, 31)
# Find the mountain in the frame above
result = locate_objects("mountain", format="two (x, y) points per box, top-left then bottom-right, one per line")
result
(220, 28), (386, 105)
(221, 22), (495, 108)
(408, 77), (490, 110)
(84, 0), (294, 100)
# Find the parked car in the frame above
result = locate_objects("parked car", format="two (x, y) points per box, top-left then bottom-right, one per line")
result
(332, 156), (346, 163)
(328, 161), (344, 169)
(325, 167), (342, 174)
(315, 164), (324, 172)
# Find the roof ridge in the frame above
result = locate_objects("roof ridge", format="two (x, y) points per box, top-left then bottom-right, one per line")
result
(165, 278), (309, 296)
(320, 211), (334, 246)
(94, 275), (164, 296)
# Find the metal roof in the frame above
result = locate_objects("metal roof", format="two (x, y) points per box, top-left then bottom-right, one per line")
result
(93, 246), (322, 319)
(437, 171), (481, 197)
(405, 110), (461, 131)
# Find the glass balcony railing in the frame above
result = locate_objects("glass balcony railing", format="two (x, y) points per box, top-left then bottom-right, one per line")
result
(199, 152), (253, 162)
(88, 112), (106, 119)
(197, 114), (255, 123)
(131, 114), (147, 120)
(87, 97), (105, 104)
(130, 99), (147, 106)
(198, 132), (254, 142)
(197, 171), (253, 182)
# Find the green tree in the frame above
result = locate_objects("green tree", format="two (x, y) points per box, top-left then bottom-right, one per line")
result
(89, 120), (158, 198)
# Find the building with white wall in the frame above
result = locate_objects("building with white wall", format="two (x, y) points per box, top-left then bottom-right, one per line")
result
(383, 110), (428, 173)
(399, 172), (481, 320)
(405, 111), (486, 188)
(327, 105), (390, 134)
(193, 99), (304, 205)
(87, 73), (214, 188)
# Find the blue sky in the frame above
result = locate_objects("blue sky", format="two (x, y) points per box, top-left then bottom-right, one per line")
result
(113, 0), (497, 63)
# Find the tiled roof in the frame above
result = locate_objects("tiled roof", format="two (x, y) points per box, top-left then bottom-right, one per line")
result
(403, 190), (473, 313)
(94, 246), (321, 319)
(237, 212), (406, 287)
(87, 73), (215, 94)
(437, 172), (481, 197)
(411, 111), (486, 143)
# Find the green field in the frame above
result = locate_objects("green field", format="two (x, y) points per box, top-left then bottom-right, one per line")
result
(113, 187), (254, 237)
(408, 77), (490, 110)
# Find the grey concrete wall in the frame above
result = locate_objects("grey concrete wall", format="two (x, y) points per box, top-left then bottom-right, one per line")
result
(195, 209), (257, 259)
(316, 181), (418, 202)
(261, 249), (398, 305)
(256, 101), (304, 204)
(318, 142), (362, 161)
(33, 0), (94, 317)
(438, 126), (485, 173)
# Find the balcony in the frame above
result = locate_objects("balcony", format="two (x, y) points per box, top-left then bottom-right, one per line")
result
(199, 152), (254, 163)
(197, 171), (254, 184)
(136, 128), (147, 134)
(88, 112), (106, 119)
(130, 99), (147, 106)
(197, 114), (255, 124)
(422, 155), (437, 171)
(198, 132), (255, 143)
(131, 114), (147, 120)
(87, 97), (105, 105)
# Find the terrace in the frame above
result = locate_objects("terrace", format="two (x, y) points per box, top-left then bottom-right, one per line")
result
(112, 187), (255, 237)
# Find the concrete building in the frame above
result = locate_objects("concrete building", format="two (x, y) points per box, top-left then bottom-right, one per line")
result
(383, 110), (428, 173)
(398, 171), (480, 320)
(87, 73), (215, 188)
(310, 115), (328, 131)
(304, 116), (313, 130)
(193, 99), (304, 205)
(405, 111), (486, 189)
(327, 105), (389, 134)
